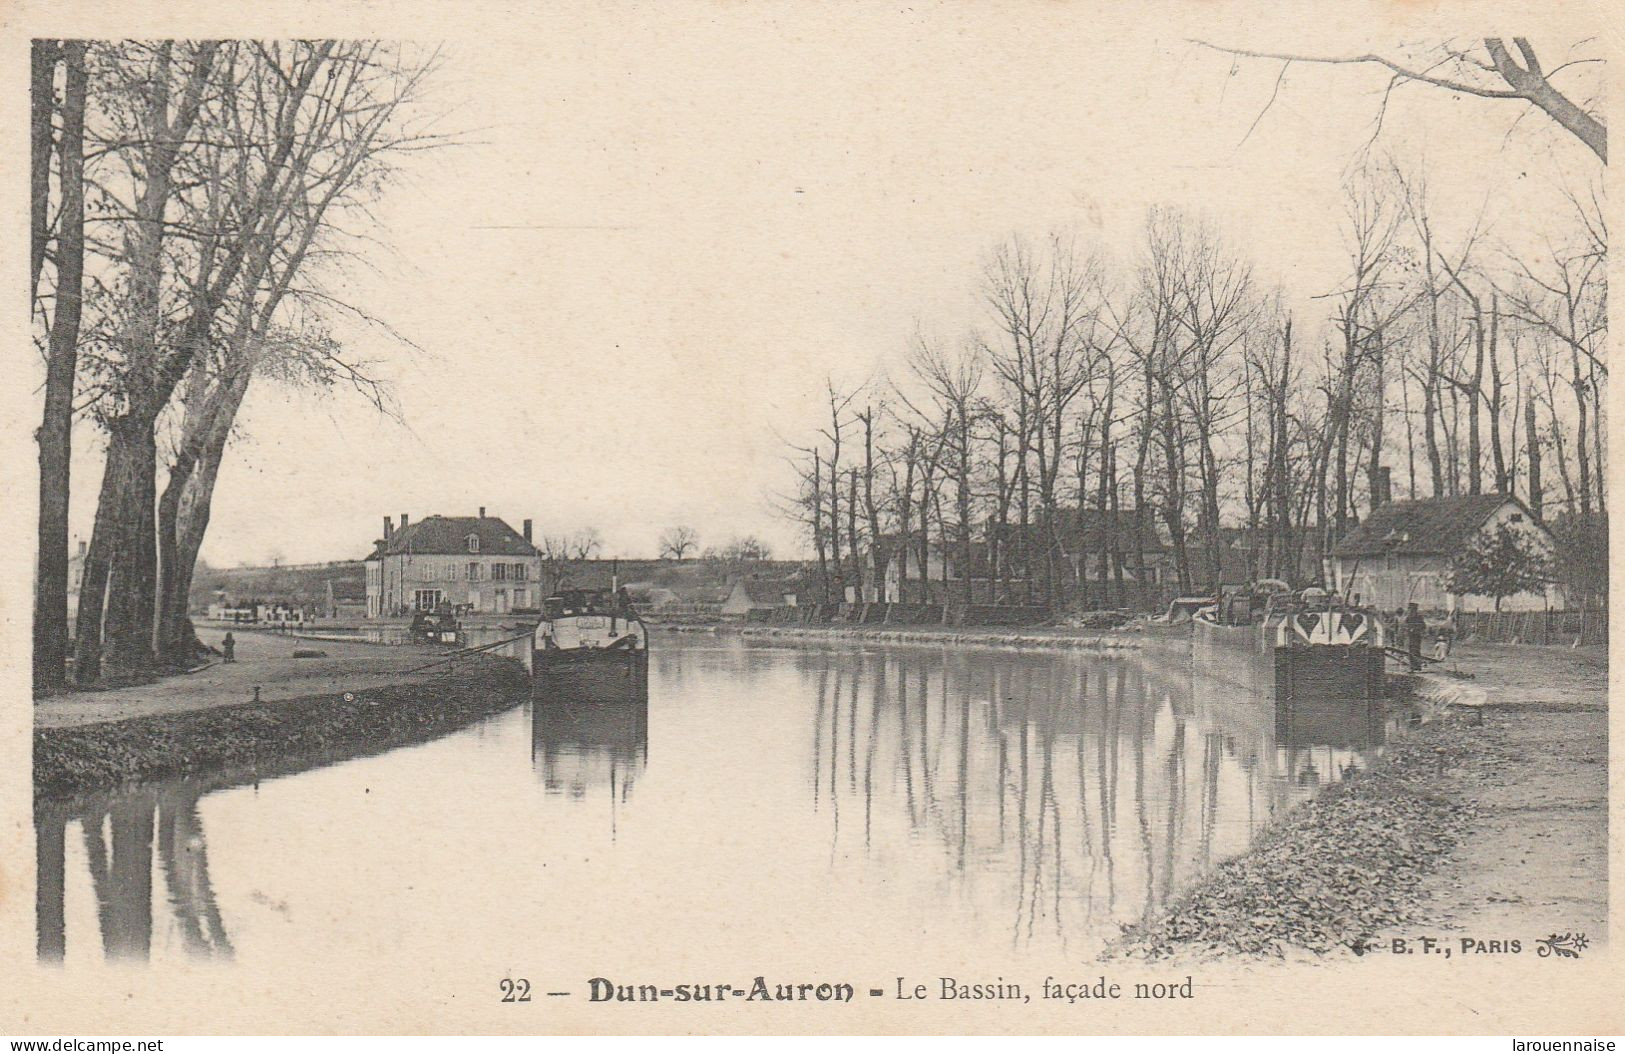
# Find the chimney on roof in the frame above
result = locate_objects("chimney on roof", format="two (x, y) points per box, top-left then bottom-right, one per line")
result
(400, 513), (409, 531)
(383, 516), (393, 539)
(522, 518), (533, 542)
(1372, 466), (1392, 508)
(479, 506), (486, 519)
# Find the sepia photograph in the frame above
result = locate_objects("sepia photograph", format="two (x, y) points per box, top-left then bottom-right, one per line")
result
(4, 0), (1617, 1038)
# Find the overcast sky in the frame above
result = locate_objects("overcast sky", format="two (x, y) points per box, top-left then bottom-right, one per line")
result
(58, 3), (1602, 568)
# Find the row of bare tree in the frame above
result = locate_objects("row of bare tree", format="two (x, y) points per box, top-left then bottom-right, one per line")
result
(784, 170), (1605, 613)
(32, 41), (444, 691)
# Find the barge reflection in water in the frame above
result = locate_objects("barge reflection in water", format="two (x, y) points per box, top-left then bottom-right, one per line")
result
(532, 694), (649, 812)
(35, 637), (1398, 964)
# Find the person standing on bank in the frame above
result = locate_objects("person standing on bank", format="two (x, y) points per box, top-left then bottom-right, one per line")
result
(1433, 609), (1458, 661)
(1403, 603), (1426, 672)
(222, 632), (236, 664)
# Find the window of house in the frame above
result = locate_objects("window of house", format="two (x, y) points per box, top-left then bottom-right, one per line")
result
(1509, 512), (1524, 524)
(468, 562), (480, 581)
(512, 588), (528, 609)
(493, 563), (508, 581)
(514, 563), (527, 581)
(415, 589), (443, 611)
(467, 533), (480, 553)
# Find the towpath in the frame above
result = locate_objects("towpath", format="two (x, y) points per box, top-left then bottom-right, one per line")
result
(36, 630), (451, 730)
(1411, 642), (1608, 943)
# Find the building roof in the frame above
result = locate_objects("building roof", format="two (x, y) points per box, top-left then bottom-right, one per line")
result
(1331, 494), (1526, 558)
(377, 515), (539, 558)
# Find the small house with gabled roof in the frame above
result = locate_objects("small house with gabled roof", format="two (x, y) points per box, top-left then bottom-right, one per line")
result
(1329, 494), (1562, 613)
(721, 575), (800, 615)
(364, 508), (542, 617)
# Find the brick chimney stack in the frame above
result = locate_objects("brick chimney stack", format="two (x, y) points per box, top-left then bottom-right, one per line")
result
(479, 506), (487, 519)
(383, 515), (393, 539)
(400, 512), (409, 531)
(522, 518), (533, 542)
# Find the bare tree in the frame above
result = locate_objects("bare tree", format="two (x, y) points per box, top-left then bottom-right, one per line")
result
(1197, 37), (1606, 162)
(905, 331), (982, 611)
(1500, 237), (1607, 517)
(658, 526), (700, 560)
(58, 42), (443, 680)
(32, 41), (88, 692)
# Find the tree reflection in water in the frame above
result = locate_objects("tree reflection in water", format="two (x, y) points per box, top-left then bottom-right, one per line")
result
(37, 778), (234, 963)
(33, 642), (1391, 962)
(805, 646), (1389, 950)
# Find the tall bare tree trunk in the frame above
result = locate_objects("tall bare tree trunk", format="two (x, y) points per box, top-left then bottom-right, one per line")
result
(846, 468), (861, 605)
(74, 421), (148, 683)
(1487, 296), (1507, 493)
(1570, 348), (1592, 518)
(30, 41), (57, 303)
(33, 41), (86, 693)
(1095, 374), (1115, 607)
(157, 364), (254, 664)
(1587, 356), (1605, 515)
(812, 455), (829, 604)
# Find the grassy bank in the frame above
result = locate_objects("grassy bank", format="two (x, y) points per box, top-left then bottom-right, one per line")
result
(35, 655), (528, 803)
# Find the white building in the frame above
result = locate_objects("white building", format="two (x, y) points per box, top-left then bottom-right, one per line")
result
(1329, 494), (1563, 613)
(365, 510), (543, 618)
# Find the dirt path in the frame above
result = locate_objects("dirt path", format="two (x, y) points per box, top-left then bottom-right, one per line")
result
(35, 630), (450, 730)
(1410, 644), (1608, 943)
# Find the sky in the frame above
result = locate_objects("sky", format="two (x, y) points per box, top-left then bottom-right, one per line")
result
(53, 3), (1606, 568)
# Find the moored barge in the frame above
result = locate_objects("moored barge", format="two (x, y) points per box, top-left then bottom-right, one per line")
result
(1192, 587), (1388, 700)
(532, 588), (649, 702)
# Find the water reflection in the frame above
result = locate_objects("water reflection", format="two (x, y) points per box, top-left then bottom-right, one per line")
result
(803, 646), (1392, 948)
(1276, 690), (1386, 787)
(36, 639), (1400, 963)
(37, 779), (234, 962)
(531, 697), (649, 814)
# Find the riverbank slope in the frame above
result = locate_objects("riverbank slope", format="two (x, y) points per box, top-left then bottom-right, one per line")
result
(1111, 643), (1608, 958)
(36, 630), (455, 730)
(35, 631), (530, 801)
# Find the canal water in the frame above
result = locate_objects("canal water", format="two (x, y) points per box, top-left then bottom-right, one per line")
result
(36, 637), (1393, 968)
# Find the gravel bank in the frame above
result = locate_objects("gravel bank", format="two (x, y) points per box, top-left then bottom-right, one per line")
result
(1109, 644), (1608, 959)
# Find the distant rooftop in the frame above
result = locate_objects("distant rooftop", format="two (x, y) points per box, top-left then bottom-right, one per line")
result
(371, 515), (538, 558)
(1332, 494), (1526, 558)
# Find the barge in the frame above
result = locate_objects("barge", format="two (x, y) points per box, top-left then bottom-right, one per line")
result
(532, 588), (649, 702)
(1192, 587), (1388, 701)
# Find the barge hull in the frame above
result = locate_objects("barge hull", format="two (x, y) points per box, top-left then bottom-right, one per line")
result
(1273, 644), (1386, 701)
(533, 650), (649, 703)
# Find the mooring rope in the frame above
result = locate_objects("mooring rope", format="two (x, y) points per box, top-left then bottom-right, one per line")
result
(400, 630), (535, 675)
